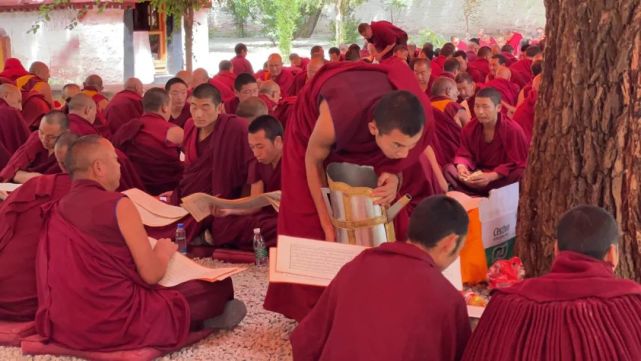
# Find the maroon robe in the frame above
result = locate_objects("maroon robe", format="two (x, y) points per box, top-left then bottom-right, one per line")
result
(266, 61), (436, 322)
(452, 115), (528, 195)
(272, 96), (297, 129)
(104, 90), (143, 134)
(21, 93), (51, 130)
(501, 51), (518, 67)
(36, 180), (234, 352)
(0, 132), (60, 182)
(209, 78), (236, 102)
(509, 58), (533, 89)
(484, 78), (520, 106)
(0, 58), (28, 81)
(0, 174), (71, 321)
(272, 68), (295, 97)
(289, 71), (307, 95)
(432, 54), (448, 69)
(81, 87), (112, 139)
(0, 98), (30, 153)
(224, 97), (240, 115)
(231, 55), (254, 76)
(291, 242), (471, 361)
(462, 251), (641, 361)
(466, 67), (485, 84)
(169, 103), (191, 128)
(112, 113), (184, 195)
(468, 58), (490, 82)
(432, 107), (462, 166)
(258, 94), (278, 113)
(211, 159), (281, 251)
(513, 89), (537, 145)
(0, 143), (9, 170)
(212, 72), (236, 95)
(367, 21), (408, 60)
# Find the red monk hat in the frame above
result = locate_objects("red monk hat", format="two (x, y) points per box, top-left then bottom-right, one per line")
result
(0, 58), (29, 81)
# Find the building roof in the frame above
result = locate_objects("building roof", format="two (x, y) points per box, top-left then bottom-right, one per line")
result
(0, 0), (136, 12)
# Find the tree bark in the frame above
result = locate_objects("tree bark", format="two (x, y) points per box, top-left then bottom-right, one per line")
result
(183, 6), (194, 72)
(335, 0), (344, 45)
(294, 6), (322, 39)
(516, 0), (641, 280)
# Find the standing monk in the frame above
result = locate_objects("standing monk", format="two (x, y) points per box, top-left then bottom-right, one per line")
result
(113, 88), (184, 195)
(0, 84), (29, 153)
(358, 21), (408, 62)
(264, 61), (435, 321)
(0, 133), (76, 321)
(0, 111), (67, 183)
(104, 77), (144, 134)
(231, 43), (254, 76)
(267, 54), (295, 97)
(35, 135), (245, 352)
(165, 77), (191, 127)
(224, 73), (259, 115)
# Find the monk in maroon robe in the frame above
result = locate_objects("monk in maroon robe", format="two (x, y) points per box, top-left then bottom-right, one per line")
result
(413, 58), (432, 95)
(36, 135), (245, 352)
(463, 206), (641, 361)
(236, 96), (269, 122)
(231, 43), (254, 76)
(290, 53), (311, 73)
(166, 77), (191, 127)
(104, 77), (144, 134)
(358, 21), (408, 61)
(81, 74), (111, 138)
(510, 45), (542, 89)
(456, 72), (478, 119)
(113, 88), (184, 195)
(0, 143), (9, 171)
(484, 67), (521, 116)
(272, 96), (296, 129)
(430, 77), (468, 165)
(0, 111), (68, 183)
(0, 133), (75, 321)
(0, 58), (29, 81)
(292, 196), (471, 361)
(212, 60), (237, 95)
(267, 54), (295, 96)
(467, 46), (492, 83)
(433, 42), (456, 70)
(513, 78), (540, 145)
(21, 91), (51, 130)
(258, 80), (281, 113)
(265, 61), (436, 322)
(288, 57), (325, 96)
(0, 84), (30, 153)
(448, 88), (528, 196)
(224, 73), (258, 115)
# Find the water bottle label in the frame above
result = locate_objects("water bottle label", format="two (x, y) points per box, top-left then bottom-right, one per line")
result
(255, 247), (268, 260)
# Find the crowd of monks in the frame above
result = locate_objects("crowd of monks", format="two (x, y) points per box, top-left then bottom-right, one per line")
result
(1, 19), (640, 360)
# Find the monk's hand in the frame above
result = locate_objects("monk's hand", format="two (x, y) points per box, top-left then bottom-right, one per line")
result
(154, 238), (178, 262)
(0, 190), (7, 201)
(373, 172), (399, 206)
(457, 164), (471, 180)
(467, 172), (499, 188)
(158, 191), (173, 200)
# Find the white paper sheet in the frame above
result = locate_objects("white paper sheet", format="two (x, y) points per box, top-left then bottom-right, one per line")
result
(123, 188), (188, 219)
(0, 183), (21, 192)
(181, 191), (281, 222)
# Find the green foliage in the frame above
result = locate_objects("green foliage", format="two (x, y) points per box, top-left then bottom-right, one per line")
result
(330, 16), (360, 45)
(148, 0), (208, 18)
(331, 0), (365, 46)
(223, 0), (257, 37)
(256, 0), (301, 55)
(382, 0), (409, 23)
(413, 29), (447, 48)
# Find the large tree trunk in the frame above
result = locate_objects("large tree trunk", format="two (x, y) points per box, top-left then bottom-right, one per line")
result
(516, 0), (641, 280)
(183, 6), (194, 72)
(294, 6), (322, 39)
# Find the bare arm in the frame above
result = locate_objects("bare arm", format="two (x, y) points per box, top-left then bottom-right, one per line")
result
(166, 126), (185, 146)
(424, 146), (449, 193)
(116, 197), (176, 285)
(305, 100), (336, 241)
(377, 43), (396, 59)
(13, 170), (42, 184)
(211, 181), (265, 217)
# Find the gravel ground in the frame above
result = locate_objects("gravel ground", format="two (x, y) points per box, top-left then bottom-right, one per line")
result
(0, 260), (297, 361)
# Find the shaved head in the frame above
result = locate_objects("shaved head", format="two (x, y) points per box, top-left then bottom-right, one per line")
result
(62, 83), (81, 101)
(219, 60), (233, 73)
(306, 57), (325, 83)
(176, 70), (192, 84)
(68, 93), (97, 123)
(495, 67), (512, 80)
(191, 68), (209, 88)
(83, 74), (103, 91)
(430, 77), (458, 98)
(0, 84), (22, 110)
(259, 80), (281, 102)
(39, 110), (69, 150)
(66, 135), (121, 191)
(236, 96), (268, 122)
(125, 77), (144, 96)
(267, 54), (283, 77)
(29, 61), (50, 82)
(54, 131), (78, 172)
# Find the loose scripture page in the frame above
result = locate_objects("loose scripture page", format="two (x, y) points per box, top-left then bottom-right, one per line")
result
(122, 188), (188, 219)
(269, 248), (332, 287)
(274, 236), (367, 284)
(149, 238), (246, 287)
(181, 191), (282, 222)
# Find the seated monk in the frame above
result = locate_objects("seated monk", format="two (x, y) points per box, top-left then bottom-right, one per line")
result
(16, 61), (50, 100)
(169, 83), (252, 207)
(236, 96), (269, 122)
(0, 133), (76, 321)
(453, 50), (483, 83)
(231, 43), (254, 76)
(509, 45), (543, 89)
(35, 135), (246, 352)
(432, 42), (455, 69)
(358, 21), (408, 61)
(212, 60), (236, 95)
(267, 54), (295, 97)
(209, 115), (283, 250)
(456, 72), (478, 119)
(166, 77), (191, 127)
(413, 58), (432, 95)
(176, 70), (192, 85)
(113, 88), (184, 195)
(0, 58), (29, 82)
(104, 77), (144, 134)
(516, 59), (543, 107)
(328, 47), (341, 62)
(467, 46), (491, 82)
(513, 74), (542, 145)
(81, 74), (111, 138)
(430, 77), (468, 165)
(264, 62), (436, 322)
(310, 45), (325, 61)
(442, 57), (462, 79)
(289, 57), (325, 97)
(0, 84), (30, 153)
(447, 87), (528, 196)
(289, 53), (310, 73)
(484, 67), (520, 114)
(487, 53), (507, 82)
(22, 85), (52, 130)
(258, 80), (281, 112)
(462, 205), (641, 361)
(197, 67), (234, 102)
(224, 73), (259, 115)
(60, 83), (81, 109)
(291, 196), (471, 361)
(0, 110), (68, 183)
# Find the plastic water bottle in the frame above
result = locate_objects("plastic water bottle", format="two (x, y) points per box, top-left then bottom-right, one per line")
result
(176, 223), (187, 254)
(253, 228), (268, 267)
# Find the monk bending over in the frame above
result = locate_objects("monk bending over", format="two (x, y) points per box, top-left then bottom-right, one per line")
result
(0, 110), (67, 183)
(36, 135), (246, 352)
(358, 21), (408, 61)
(0, 133), (75, 321)
(209, 115), (282, 250)
(291, 196), (471, 361)
(113, 88), (184, 195)
(462, 205), (641, 361)
(448, 87), (528, 196)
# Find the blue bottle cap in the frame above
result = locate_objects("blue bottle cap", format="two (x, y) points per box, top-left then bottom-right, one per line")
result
(177, 223), (185, 228)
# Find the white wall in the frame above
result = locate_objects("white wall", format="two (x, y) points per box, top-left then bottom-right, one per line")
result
(189, 8), (212, 74)
(0, 8), (125, 86)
